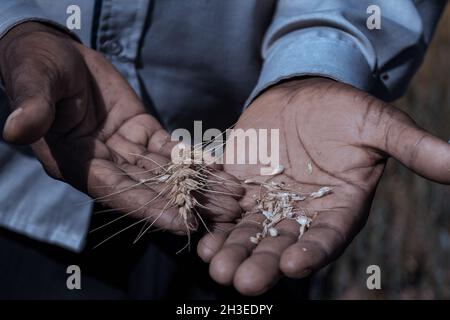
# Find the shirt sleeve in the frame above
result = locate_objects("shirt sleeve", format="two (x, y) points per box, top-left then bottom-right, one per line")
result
(0, 0), (74, 38)
(247, 0), (447, 105)
(0, 141), (93, 252)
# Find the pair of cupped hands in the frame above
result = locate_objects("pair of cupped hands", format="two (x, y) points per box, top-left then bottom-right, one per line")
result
(1, 22), (450, 296)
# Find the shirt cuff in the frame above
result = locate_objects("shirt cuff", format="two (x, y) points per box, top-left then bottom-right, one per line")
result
(0, 1), (80, 41)
(246, 28), (375, 107)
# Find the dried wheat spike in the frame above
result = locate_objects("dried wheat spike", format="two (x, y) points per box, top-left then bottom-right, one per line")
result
(162, 162), (209, 232)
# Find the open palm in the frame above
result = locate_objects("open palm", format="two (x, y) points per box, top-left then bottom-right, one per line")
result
(198, 77), (450, 295)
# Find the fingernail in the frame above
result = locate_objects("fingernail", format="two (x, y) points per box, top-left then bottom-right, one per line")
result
(297, 268), (312, 278)
(5, 108), (23, 126)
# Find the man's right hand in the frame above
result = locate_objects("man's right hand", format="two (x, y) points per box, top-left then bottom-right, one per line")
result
(0, 22), (242, 235)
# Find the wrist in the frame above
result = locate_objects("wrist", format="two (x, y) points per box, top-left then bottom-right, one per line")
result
(250, 76), (336, 107)
(268, 76), (335, 91)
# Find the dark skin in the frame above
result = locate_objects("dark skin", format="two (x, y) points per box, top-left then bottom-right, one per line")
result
(197, 78), (450, 295)
(0, 22), (243, 234)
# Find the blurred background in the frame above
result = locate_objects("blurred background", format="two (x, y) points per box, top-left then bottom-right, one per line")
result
(312, 6), (450, 300)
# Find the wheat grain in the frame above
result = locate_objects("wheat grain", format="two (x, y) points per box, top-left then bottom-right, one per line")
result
(244, 167), (332, 244)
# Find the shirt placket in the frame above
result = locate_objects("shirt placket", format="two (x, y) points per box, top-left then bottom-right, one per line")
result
(96, 0), (150, 97)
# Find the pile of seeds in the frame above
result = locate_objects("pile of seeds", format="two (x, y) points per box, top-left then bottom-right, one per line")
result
(245, 167), (332, 244)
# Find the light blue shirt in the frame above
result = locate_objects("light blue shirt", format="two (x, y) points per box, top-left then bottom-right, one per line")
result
(0, 0), (446, 251)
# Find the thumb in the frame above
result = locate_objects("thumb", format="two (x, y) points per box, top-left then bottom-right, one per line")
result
(3, 75), (56, 145)
(379, 109), (450, 184)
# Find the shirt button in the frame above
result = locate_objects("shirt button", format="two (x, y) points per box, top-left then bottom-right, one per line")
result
(101, 40), (123, 55)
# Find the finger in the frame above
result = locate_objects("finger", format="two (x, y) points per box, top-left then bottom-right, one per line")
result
(104, 126), (172, 169)
(0, 26), (62, 144)
(279, 207), (360, 278)
(105, 133), (149, 164)
(115, 113), (177, 159)
(233, 219), (299, 296)
(134, 152), (171, 173)
(119, 153), (171, 195)
(378, 109), (450, 184)
(238, 185), (263, 212)
(148, 128), (178, 158)
(199, 194), (242, 222)
(197, 222), (235, 262)
(198, 170), (244, 222)
(205, 170), (245, 199)
(209, 214), (263, 285)
(2, 70), (56, 144)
